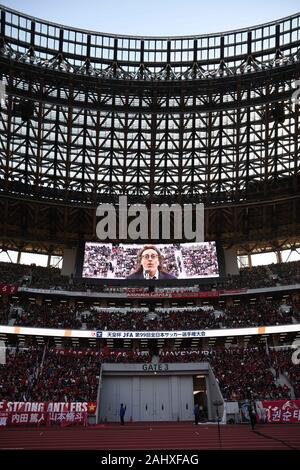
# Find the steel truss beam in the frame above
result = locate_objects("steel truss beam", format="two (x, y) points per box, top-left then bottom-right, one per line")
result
(0, 7), (300, 248)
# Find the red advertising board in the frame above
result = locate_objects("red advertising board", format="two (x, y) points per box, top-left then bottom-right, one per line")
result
(259, 400), (300, 423)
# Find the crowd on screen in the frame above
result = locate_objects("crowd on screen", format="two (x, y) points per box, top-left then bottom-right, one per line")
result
(0, 346), (297, 403)
(82, 244), (111, 278)
(181, 244), (218, 277)
(81, 243), (219, 279)
(112, 246), (137, 278)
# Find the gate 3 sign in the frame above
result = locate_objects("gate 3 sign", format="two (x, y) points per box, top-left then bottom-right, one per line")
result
(142, 364), (168, 372)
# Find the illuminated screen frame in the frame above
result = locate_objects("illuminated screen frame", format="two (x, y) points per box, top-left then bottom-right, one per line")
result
(79, 241), (222, 283)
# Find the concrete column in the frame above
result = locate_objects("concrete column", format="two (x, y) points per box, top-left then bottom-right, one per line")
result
(61, 248), (77, 276)
(224, 247), (238, 275)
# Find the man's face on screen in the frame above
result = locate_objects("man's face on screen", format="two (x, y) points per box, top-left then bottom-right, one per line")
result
(140, 249), (160, 275)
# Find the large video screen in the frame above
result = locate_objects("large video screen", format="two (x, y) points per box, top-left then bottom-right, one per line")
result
(82, 242), (219, 280)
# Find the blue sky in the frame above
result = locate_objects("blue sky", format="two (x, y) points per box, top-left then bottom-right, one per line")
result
(0, 0), (299, 36)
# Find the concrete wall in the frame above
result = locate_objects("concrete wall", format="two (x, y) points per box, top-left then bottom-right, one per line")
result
(61, 248), (77, 276)
(224, 247), (239, 276)
(97, 363), (222, 423)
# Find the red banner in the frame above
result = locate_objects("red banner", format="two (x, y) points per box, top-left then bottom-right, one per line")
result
(0, 284), (18, 295)
(0, 411), (87, 427)
(127, 291), (219, 299)
(0, 401), (97, 415)
(48, 411), (87, 426)
(259, 400), (300, 423)
(220, 288), (248, 295)
(8, 411), (46, 426)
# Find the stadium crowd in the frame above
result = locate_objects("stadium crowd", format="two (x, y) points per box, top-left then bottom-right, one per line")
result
(0, 346), (297, 403)
(1, 258), (300, 292)
(0, 299), (296, 331)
